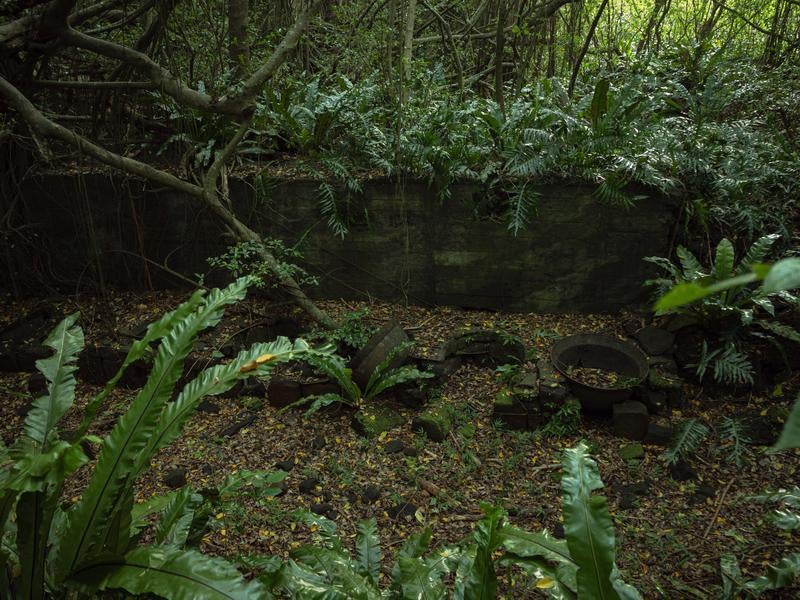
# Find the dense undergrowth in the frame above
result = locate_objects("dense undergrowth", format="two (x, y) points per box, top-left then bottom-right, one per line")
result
(158, 48), (800, 241)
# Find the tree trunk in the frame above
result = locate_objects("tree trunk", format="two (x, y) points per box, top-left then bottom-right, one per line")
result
(493, 0), (507, 112)
(401, 0), (417, 104)
(228, 0), (250, 77)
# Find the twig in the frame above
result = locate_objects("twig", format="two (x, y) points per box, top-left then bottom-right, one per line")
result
(530, 463), (562, 474)
(702, 478), (734, 540)
(405, 314), (436, 332)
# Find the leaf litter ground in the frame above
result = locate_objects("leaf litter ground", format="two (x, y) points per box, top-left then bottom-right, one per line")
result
(0, 290), (798, 598)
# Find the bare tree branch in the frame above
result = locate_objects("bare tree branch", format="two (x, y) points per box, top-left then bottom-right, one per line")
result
(0, 74), (203, 197)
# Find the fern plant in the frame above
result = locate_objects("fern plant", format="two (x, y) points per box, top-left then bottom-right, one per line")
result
(645, 235), (799, 385)
(664, 417), (759, 468)
(207, 239), (319, 289)
(289, 343), (434, 416)
(663, 418), (710, 465)
(721, 487), (800, 597)
(718, 417), (753, 468)
(0, 278), (332, 599)
(259, 442), (638, 599)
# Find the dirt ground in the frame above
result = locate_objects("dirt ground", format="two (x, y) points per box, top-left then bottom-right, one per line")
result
(1, 289), (798, 598)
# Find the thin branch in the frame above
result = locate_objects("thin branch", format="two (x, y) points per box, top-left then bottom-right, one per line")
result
(203, 115), (254, 196)
(0, 75), (203, 198)
(85, 0), (157, 35)
(711, 0), (794, 42)
(32, 80), (156, 89)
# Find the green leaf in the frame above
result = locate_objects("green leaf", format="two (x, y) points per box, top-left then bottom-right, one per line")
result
(676, 246), (704, 279)
(654, 273), (758, 311)
(498, 525), (575, 568)
(771, 509), (800, 531)
(460, 505), (505, 600)
(154, 487), (203, 547)
(308, 353), (362, 404)
(300, 393), (345, 417)
(6, 441), (87, 492)
(24, 313), (84, 448)
(289, 545), (380, 598)
(743, 553), (800, 594)
(396, 554), (448, 600)
(714, 238), (735, 280)
(365, 365), (433, 401)
(17, 489), (59, 600)
(561, 443), (620, 600)
(720, 554), (743, 599)
(137, 337), (311, 474)
(130, 492), (177, 537)
(77, 291), (205, 437)
(70, 545), (268, 600)
(56, 279), (250, 582)
(757, 320), (800, 343)
(763, 258), (800, 294)
(774, 397), (800, 450)
(356, 518), (381, 585)
(663, 419), (709, 465)
(741, 234), (780, 270)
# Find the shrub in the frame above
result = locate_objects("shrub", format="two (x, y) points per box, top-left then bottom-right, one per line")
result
(0, 278), (331, 599)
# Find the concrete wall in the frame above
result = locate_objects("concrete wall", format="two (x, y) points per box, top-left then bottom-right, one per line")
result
(19, 174), (678, 312)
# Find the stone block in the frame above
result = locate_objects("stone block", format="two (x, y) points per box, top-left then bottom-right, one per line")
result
(352, 406), (405, 438)
(643, 422), (673, 446)
(613, 401), (650, 441)
(647, 370), (684, 408)
(412, 403), (453, 442)
(634, 326), (675, 356)
(267, 378), (302, 408)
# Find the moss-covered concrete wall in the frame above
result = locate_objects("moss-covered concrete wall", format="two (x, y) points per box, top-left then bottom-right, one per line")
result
(20, 175), (677, 312)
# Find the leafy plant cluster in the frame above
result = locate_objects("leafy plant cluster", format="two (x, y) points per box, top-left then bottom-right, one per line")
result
(308, 307), (377, 351)
(206, 238), (319, 289)
(646, 235), (800, 385)
(289, 342), (434, 416)
(0, 278), (333, 599)
(251, 442), (640, 599)
(159, 47), (800, 240)
(664, 417), (753, 469)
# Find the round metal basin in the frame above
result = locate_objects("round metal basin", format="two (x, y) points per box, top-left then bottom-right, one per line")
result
(550, 333), (649, 413)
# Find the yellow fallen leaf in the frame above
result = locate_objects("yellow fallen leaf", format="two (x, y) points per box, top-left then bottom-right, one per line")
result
(536, 577), (556, 589)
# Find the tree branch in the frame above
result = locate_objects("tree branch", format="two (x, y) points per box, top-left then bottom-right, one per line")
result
(220, 0), (325, 115)
(0, 75), (203, 197)
(32, 80), (156, 89)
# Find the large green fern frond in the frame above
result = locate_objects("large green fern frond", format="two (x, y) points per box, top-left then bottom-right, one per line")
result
(561, 443), (636, 599)
(135, 337), (317, 475)
(740, 234), (780, 271)
(664, 419), (709, 465)
(317, 181), (349, 239)
(719, 417), (751, 468)
(55, 279), (250, 582)
(76, 292), (205, 437)
(23, 313), (84, 449)
(713, 238), (736, 280)
(505, 184), (539, 236)
(676, 246), (705, 280)
(713, 346), (754, 385)
(70, 545), (268, 600)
